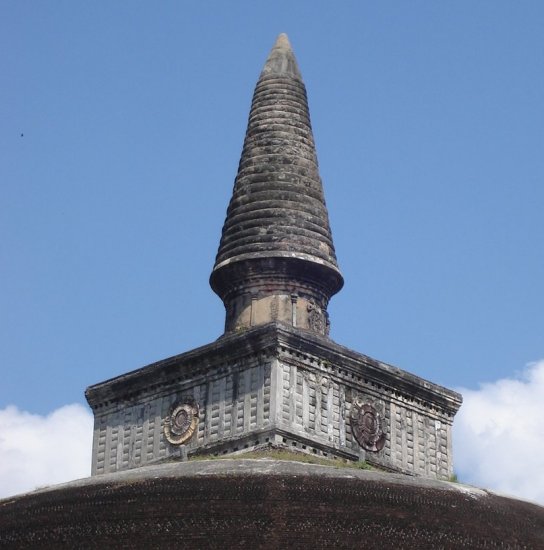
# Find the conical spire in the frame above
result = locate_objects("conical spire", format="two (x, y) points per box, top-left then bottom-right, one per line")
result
(211, 34), (343, 336)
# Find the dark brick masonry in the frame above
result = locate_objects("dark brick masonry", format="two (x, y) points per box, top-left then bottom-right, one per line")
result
(1, 461), (542, 549)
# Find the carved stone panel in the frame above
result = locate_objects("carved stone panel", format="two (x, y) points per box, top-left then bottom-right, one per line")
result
(164, 401), (199, 446)
(351, 400), (386, 452)
(307, 302), (325, 334)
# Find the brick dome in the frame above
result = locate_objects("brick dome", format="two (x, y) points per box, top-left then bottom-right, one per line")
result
(1, 460), (543, 548)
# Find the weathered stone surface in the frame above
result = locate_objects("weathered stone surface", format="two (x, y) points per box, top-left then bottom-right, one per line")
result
(210, 34), (343, 334)
(86, 323), (461, 479)
(1, 460), (543, 549)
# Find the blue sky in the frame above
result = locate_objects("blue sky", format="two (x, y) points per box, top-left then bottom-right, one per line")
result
(1, 2), (543, 501)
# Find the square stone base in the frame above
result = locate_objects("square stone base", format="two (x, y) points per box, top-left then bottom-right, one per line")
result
(86, 323), (461, 479)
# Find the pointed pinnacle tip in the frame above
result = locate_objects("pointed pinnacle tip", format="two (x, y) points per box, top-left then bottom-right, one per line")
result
(261, 33), (301, 79)
(275, 33), (291, 48)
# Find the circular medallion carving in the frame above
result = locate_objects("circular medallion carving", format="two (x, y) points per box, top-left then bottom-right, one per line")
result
(351, 400), (386, 452)
(164, 401), (199, 445)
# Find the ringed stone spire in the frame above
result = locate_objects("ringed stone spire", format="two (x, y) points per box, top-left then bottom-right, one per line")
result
(210, 33), (343, 335)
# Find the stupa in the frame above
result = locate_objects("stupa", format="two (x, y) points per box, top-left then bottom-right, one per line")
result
(1, 34), (542, 549)
(84, 34), (461, 479)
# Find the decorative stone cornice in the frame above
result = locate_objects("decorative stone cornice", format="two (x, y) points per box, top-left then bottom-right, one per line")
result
(85, 323), (462, 418)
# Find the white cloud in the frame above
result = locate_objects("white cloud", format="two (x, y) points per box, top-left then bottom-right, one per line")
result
(0, 403), (93, 499)
(454, 360), (544, 505)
